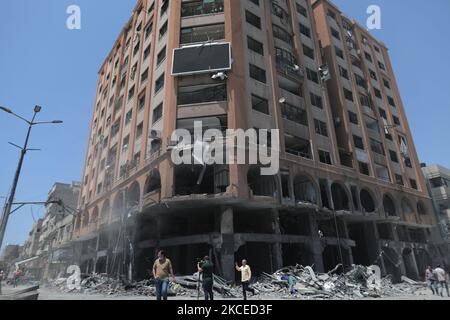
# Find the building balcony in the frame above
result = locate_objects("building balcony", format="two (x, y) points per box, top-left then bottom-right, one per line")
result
(276, 57), (304, 83)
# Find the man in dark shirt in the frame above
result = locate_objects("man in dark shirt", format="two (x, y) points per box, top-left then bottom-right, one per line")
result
(198, 256), (214, 301)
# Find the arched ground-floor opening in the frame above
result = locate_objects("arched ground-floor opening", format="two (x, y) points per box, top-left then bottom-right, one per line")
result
(402, 247), (419, 280)
(322, 245), (352, 273)
(382, 247), (402, 283)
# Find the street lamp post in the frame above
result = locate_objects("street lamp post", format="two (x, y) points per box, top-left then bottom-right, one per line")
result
(0, 105), (63, 250)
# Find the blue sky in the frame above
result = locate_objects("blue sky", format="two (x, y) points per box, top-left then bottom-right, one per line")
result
(1, 0), (450, 250)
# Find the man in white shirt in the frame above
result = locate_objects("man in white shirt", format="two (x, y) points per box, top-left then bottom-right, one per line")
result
(235, 259), (256, 300)
(433, 265), (449, 297)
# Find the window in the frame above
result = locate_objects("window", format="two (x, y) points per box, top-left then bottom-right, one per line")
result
(145, 21), (153, 39)
(355, 74), (367, 89)
(374, 88), (382, 99)
(249, 0), (259, 5)
(348, 111), (358, 125)
(365, 51), (373, 62)
(111, 119), (121, 137)
(330, 27), (340, 40)
(299, 23), (311, 37)
(157, 46), (166, 65)
(296, 3), (307, 17)
(383, 78), (391, 89)
(319, 150), (332, 165)
(389, 150), (399, 163)
(122, 135), (130, 152)
(125, 110), (133, 125)
(410, 179), (418, 190)
(369, 69), (377, 81)
(246, 10), (261, 29)
(180, 24), (225, 44)
(395, 174), (404, 186)
(393, 115), (401, 126)
(143, 44), (151, 60)
(379, 108), (387, 119)
(359, 162), (370, 176)
(343, 88), (354, 101)
(159, 21), (168, 39)
(314, 119), (328, 137)
(154, 73), (165, 93)
(370, 139), (385, 155)
(136, 122), (143, 139)
(138, 94), (145, 111)
(133, 41), (140, 56)
(249, 64), (266, 83)
(339, 65), (349, 79)
(247, 36), (264, 55)
(306, 68), (319, 84)
(335, 46), (344, 59)
(251, 94), (269, 114)
(353, 135), (364, 150)
(161, 0), (169, 16)
(153, 103), (163, 123)
(141, 68), (149, 83)
(181, 0), (225, 17)
(310, 93), (323, 109)
(273, 24), (292, 45)
(388, 96), (396, 107)
(128, 85), (135, 101)
(281, 103), (308, 126)
(303, 45), (314, 59)
(360, 94), (371, 108)
(378, 61), (386, 70)
(178, 83), (227, 105)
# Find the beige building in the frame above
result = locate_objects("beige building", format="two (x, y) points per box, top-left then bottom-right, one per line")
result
(73, 0), (436, 282)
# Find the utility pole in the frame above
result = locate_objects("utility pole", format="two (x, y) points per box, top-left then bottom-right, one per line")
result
(0, 105), (63, 250)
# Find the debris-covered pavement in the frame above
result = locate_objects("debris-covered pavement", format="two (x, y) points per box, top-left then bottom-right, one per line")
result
(46, 264), (426, 300)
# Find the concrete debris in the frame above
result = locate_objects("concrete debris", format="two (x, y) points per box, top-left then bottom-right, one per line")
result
(46, 265), (426, 300)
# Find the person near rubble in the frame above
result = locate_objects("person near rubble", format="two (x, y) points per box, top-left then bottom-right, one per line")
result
(425, 266), (437, 295)
(197, 256), (214, 301)
(13, 267), (21, 288)
(152, 250), (175, 300)
(433, 265), (449, 297)
(235, 260), (256, 300)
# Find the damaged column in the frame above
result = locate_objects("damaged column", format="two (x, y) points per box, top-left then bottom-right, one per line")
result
(271, 209), (283, 271)
(220, 206), (235, 281)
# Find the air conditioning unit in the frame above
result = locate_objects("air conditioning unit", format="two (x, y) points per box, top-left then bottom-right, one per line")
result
(149, 130), (162, 140)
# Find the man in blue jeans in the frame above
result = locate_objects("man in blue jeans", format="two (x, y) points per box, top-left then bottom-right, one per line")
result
(153, 250), (175, 300)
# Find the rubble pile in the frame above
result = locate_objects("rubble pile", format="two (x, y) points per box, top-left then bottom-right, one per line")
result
(252, 264), (425, 300)
(47, 264), (426, 299)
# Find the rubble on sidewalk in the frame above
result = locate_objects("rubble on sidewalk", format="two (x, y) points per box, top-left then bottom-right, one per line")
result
(46, 264), (426, 300)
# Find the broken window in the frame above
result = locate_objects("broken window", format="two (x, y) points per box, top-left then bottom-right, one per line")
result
(144, 169), (161, 194)
(331, 183), (350, 211)
(383, 194), (397, 216)
(401, 198), (414, 215)
(360, 189), (375, 213)
(247, 165), (277, 197)
(175, 164), (229, 196)
(294, 175), (318, 204)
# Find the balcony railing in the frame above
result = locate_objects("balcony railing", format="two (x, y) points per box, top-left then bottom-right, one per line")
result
(178, 84), (227, 105)
(181, 0), (224, 17)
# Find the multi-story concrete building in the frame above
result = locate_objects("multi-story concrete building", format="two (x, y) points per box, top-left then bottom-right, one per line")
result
(73, 0), (435, 282)
(422, 164), (450, 267)
(37, 182), (80, 279)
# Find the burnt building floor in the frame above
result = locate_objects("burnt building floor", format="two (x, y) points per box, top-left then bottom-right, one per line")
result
(72, 201), (435, 283)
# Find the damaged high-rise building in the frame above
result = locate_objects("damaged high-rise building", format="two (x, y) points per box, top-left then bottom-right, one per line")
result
(72, 0), (437, 283)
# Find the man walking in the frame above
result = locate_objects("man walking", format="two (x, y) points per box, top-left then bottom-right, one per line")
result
(153, 250), (175, 300)
(235, 259), (256, 300)
(197, 256), (214, 300)
(425, 266), (437, 295)
(434, 265), (449, 297)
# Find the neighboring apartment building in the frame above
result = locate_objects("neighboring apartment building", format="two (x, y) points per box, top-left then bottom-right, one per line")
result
(422, 164), (450, 267)
(73, 0), (435, 282)
(37, 182), (80, 279)
(21, 219), (43, 259)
